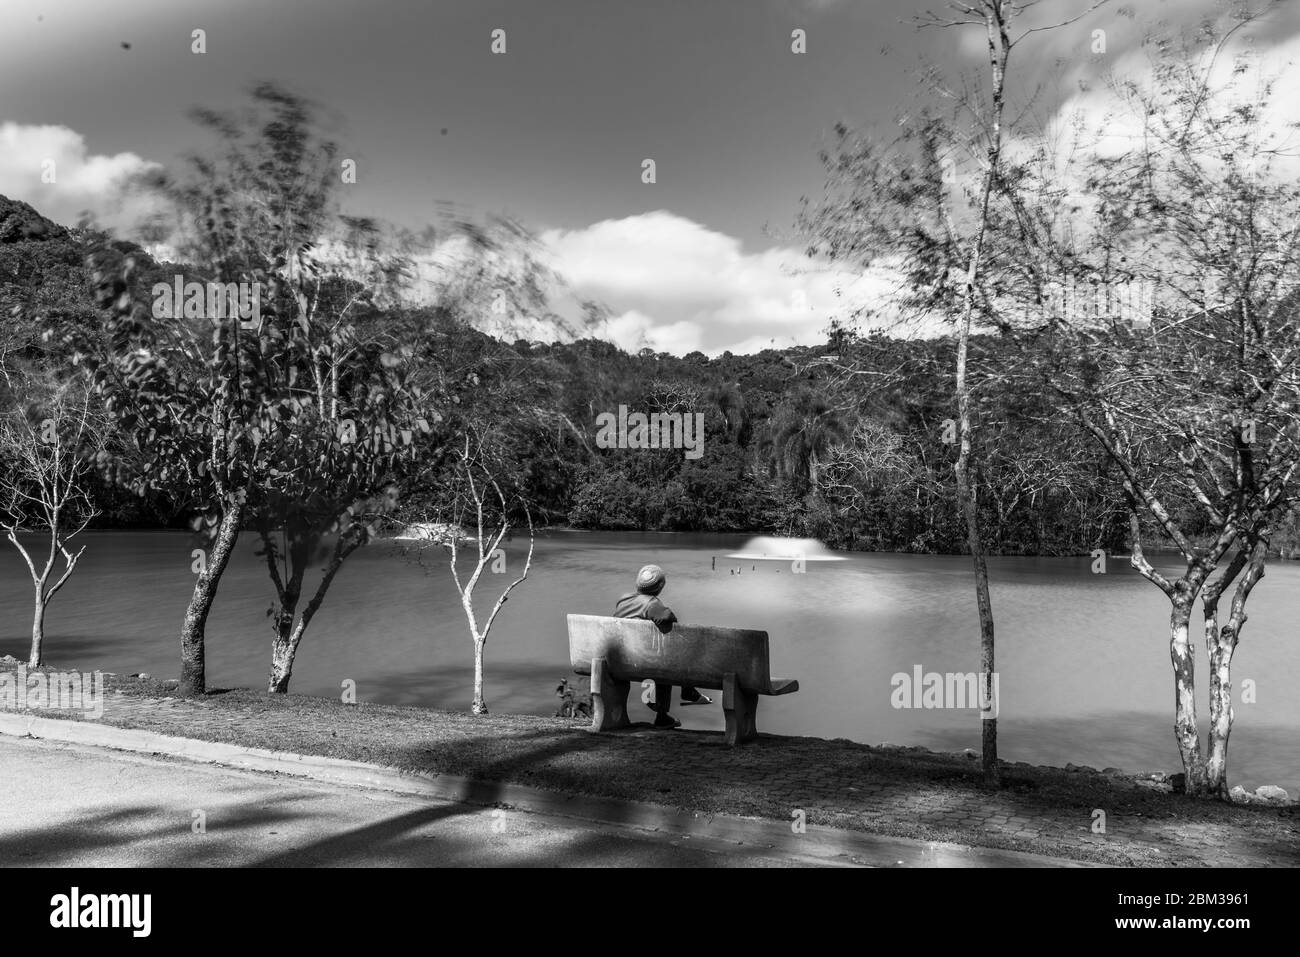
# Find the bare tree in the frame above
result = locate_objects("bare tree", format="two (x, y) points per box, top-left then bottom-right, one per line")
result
(988, 7), (1300, 797)
(405, 434), (534, 715)
(802, 0), (1105, 780)
(928, 0), (1109, 783)
(819, 419), (924, 498)
(0, 362), (105, 666)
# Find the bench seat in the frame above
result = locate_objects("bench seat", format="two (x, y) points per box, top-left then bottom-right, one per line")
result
(566, 614), (800, 745)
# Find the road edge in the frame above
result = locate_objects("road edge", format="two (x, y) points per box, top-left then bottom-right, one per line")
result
(0, 711), (1101, 867)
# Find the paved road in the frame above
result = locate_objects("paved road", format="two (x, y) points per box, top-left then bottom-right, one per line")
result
(0, 736), (846, 867)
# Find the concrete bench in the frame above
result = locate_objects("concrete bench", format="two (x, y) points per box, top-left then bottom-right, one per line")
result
(566, 614), (800, 745)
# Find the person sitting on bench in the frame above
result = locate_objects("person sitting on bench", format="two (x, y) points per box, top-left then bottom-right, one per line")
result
(613, 564), (712, 729)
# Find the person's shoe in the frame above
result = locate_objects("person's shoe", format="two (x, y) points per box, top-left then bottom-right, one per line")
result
(680, 693), (712, 705)
(653, 713), (681, 729)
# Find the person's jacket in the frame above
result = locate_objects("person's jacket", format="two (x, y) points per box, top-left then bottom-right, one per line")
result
(613, 592), (677, 634)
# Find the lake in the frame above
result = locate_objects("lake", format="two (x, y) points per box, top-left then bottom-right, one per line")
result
(1, 529), (1296, 794)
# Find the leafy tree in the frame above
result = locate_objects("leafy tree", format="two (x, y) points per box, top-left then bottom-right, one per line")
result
(52, 82), (347, 695)
(766, 388), (851, 494)
(120, 84), (446, 694)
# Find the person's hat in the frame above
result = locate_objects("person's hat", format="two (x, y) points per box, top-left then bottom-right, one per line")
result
(636, 564), (666, 595)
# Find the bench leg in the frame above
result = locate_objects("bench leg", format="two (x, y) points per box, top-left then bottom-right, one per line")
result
(589, 656), (630, 732)
(723, 672), (759, 745)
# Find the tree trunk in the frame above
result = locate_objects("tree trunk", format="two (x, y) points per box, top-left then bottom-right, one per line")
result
(471, 637), (487, 715)
(948, 2), (1008, 785)
(1204, 543), (1266, 797)
(954, 180), (998, 781)
(330, 350), (339, 420)
(1169, 592), (1207, 794)
(266, 530), (360, 694)
(28, 593), (46, 667)
(1204, 619), (1236, 799)
(179, 499), (244, 696)
(263, 525), (305, 694)
(268, 625), (301, 694)
(955, 426), (998, 782)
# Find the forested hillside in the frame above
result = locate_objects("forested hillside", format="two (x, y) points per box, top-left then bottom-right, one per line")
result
(7, 192), (1285, 556)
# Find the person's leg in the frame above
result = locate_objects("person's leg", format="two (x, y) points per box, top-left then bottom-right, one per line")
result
(680, 685), (712, 704)
(653, 681), (679, 727)
(653, 681), (672, 714)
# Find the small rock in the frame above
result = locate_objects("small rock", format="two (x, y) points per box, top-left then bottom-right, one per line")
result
(1, 655), (17, 663)
(138, 672), (151, 681)
(1229, 785), (1251, 804)
(963, 748), (978, 760)
(1254, 785), (1291, 804)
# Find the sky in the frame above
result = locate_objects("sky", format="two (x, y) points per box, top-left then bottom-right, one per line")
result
(2, 0), (1299, 355)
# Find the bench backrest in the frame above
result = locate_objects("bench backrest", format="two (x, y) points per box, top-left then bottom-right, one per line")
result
(566, 614), (773, 692)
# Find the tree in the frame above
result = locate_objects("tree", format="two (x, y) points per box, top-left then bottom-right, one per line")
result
(253, 302), (435, 694)
(68, 248), (267, 696)
(256, 379), (432, 694)
(991, 9), (1300, 796)
(57, 85), (321, 695)
(800, 0), (1106, 782)
(75, 84), (436, 695)
(767, 388), (851, 494)
(183, 89), (437, 693)
(0, 362), (105, 666)
(404, 433), (534, 715)
(706, 381), (751, 445)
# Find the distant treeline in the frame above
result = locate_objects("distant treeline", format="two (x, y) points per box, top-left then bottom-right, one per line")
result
(4, 193), (1297, 557)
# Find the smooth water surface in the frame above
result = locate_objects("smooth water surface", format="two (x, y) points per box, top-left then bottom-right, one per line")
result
(2, 529), (1295, 793)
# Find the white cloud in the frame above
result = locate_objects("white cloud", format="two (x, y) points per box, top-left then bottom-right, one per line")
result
(540, 211), (898, 356)
(1004, 10), (1300, 261)
(0, 122), (163, 232)
(601, 309), (705, 355)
